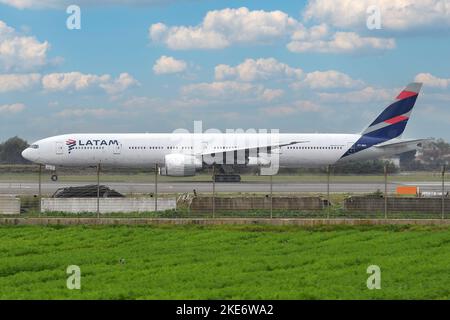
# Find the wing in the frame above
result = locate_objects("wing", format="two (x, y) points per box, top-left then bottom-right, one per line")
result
(199, 140), (309, 157)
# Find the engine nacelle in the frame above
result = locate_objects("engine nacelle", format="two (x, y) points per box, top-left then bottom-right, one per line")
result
(247, 153), (271, 167)
(161, 154), (202, 176)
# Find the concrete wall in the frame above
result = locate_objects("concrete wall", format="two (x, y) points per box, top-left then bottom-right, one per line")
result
(344, 196), (450, 213)
(189, 196), (324, 213)
(41, 198), (176, 214)
(0, 197), (20, 215)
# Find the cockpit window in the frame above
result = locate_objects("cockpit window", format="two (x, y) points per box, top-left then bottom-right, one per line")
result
(30, 144), (39, 149)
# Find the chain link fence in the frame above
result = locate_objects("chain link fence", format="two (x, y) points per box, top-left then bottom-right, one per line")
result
(0, 164), (448, 220)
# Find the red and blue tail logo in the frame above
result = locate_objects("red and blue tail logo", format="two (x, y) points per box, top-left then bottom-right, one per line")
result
(342, 82), (422, 158)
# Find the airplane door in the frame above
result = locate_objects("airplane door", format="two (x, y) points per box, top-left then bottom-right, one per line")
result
(201, 141), (208, 153)
(56, 142), (64, 155)
(113, 143), (121, 154)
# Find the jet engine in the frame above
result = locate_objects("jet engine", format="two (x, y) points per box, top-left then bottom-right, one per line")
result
(247, 153), (271, 167)
(161, 154), (202, 176)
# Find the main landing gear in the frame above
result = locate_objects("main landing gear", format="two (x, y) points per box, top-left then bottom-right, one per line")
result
(213, 174), (241, 182)
(213, 165), (242, 182)
(51, 174), (58, 181)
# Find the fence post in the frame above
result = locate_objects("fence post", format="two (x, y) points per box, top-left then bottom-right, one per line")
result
(155, 163), (158, 213)
(97, 163), (101, 219)
(442, 164), (446, 220)
(212, 166), (216, 218)
(270, 174), (273, 219)
(384, 163), (388, 219)
(326, 165), (331, 219)
(38, 164), (42, 217)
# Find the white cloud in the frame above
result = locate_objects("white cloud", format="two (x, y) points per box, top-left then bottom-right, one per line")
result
(0, 0), (179, 9)
(149, 7), (394, 54)
(122, 96), (159, 108)
(317, 86), (397, 103)
(122, 95), (211, 112)
(415, 73), (450, 88)
(423, 93), (450, 102)
(290, 23), (330, 42)
(100, 72), (139, 94)
(261, 88), (284, 101)
(181, 80), (281, 102)
(0, 71), (137, 95)
(153, 55), (187, 75)
(287, 31), (395, 53)
(0, 0), (59, 9)
(42, 72), (138, 94)
(0, 73), (41, 92)
(214, 58), (362, 91)
(56, 108), (123, 118)
(300, 70), (364, 89)
(149, 23), (168, 42)
(149, 7), (299, 50)
(215, 58), (302, 82)
(262, 101), (322, 116)
(48, 101), (59, 107)
(304, 0), (450, 31)
(0, 20), (50, 71)
(42, 72), (111, 91)
(181, 81), (261, 98)
(150, 23), (229, 50)
(0, 103), (25, 113)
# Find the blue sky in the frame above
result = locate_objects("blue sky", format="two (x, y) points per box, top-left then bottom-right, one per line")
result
(1, 0), (450, 142)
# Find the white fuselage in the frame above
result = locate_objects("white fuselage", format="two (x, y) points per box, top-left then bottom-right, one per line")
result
(21, 133), (408, 170)
(21, 82), (426, 174)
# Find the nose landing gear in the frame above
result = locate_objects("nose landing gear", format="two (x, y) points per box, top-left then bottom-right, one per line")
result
(43, 164), (58, 181)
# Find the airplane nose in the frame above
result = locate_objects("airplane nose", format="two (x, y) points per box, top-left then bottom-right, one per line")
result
(21, 148), (32, 161)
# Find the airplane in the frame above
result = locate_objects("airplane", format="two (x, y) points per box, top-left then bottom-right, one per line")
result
(22, 82), (427, 182)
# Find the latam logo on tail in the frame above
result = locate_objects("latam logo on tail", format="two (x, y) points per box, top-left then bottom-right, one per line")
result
(341, 82), (422, 158)
(65, 139), (119, 153)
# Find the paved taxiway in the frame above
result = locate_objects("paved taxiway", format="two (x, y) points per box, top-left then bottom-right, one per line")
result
(0, 181), (446, 196)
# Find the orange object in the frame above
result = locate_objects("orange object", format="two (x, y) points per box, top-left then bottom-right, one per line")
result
(396, 186), (418, 195)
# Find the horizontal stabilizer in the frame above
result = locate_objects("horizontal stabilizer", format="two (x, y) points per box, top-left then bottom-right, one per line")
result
(374, 138), (431, 150)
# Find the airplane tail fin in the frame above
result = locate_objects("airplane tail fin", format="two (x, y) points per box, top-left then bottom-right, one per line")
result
(341, 82), (422, 158)
(361, 82), (422, 139)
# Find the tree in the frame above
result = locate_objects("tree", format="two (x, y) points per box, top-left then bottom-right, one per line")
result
(399, 150), (423, 171)
(332, 159), (398, 174)
(415, 138), (450, 170)
(0, 136), (30, 164)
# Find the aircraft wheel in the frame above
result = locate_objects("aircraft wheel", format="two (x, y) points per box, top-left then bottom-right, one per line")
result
(51, 174), (58, 182)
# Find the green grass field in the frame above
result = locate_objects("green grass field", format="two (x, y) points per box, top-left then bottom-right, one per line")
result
(0, 224), (449, 299)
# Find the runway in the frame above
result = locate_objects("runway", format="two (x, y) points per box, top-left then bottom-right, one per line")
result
(0, 180), (446, 196)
